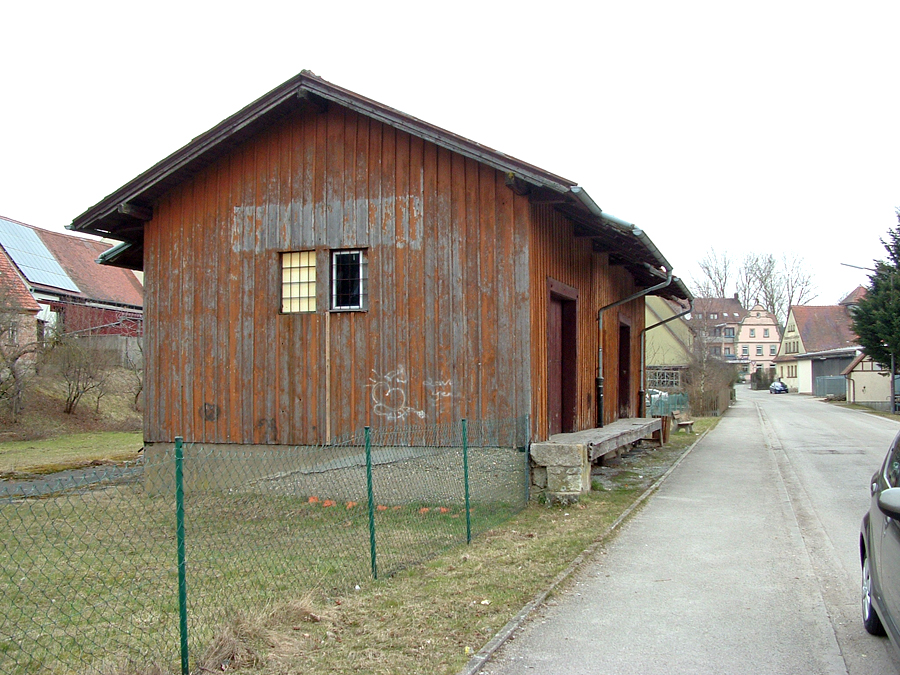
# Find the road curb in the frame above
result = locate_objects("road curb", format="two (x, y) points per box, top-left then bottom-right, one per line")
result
(456, 425), (715, 675)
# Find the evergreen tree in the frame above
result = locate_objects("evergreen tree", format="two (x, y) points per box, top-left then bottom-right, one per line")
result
(852, 210), (900, 368)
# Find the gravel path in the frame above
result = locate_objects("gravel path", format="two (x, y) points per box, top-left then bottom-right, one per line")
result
(1, 461), (143, 501)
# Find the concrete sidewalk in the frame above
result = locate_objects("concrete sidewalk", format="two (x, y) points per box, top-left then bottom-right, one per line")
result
(478, 392), (847, 675)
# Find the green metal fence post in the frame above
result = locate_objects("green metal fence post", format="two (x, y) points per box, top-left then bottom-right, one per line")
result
(174, 436), (189, 675)
(365, 427), (377, 580)
(523, 414), (531, 503)
(462, 419), (471, 544)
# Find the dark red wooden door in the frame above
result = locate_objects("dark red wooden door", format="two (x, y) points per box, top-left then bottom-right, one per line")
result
(548, 298), (563, 435)
(618, 323), (632, 418)
(549, 295), (577, 435)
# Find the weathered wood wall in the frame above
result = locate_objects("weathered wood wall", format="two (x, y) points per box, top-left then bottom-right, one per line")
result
(529, 203), (644, 438)
(143, 104), (533, 445)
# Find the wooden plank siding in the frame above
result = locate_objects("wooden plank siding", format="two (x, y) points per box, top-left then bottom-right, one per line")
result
(143, 105), (533, 445)
(528, 204), (644, 439)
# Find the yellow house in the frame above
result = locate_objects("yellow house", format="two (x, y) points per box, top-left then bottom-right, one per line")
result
(644, 295), (693, 391)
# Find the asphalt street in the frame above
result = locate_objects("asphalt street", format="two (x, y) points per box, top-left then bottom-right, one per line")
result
(482, 387), (900, 675)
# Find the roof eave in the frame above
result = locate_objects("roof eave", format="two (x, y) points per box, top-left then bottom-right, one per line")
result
(68, 71), (577, 242)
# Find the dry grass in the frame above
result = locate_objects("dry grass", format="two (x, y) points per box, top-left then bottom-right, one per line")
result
(4, 413), (716, 675)
(162, 419), (716, 675)
(196, 596), (324, 673)
(0, 430), (142, 477)
(0, 368), (141, 444)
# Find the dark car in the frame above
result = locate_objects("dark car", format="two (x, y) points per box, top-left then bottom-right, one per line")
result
(769, 381), (789, 394)
(860, 431), (900, 657)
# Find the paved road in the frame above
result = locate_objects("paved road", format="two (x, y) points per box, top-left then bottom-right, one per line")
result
(482, 387), (900, 674)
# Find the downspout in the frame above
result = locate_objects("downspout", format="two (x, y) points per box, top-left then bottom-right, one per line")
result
(639, 298), (693, 417)
(596, 267), (674, 427)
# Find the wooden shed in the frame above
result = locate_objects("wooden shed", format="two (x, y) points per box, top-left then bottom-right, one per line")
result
(69, 71), (690, 448)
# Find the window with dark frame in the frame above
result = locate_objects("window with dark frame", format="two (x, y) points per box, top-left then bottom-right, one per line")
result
(331, 249), (368, 310)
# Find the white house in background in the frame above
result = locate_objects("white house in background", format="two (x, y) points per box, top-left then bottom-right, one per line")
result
(774, 291), (860, 394)
(843, 354), (896, 412)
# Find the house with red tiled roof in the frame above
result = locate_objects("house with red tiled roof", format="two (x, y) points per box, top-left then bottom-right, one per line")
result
(0, 215), (143, 358)
(773, 289), (861, 394)
(685, 295), (746, 363)
(35, 227), (143, 337)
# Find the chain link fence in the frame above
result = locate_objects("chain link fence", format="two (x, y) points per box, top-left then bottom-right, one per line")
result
(1, 416), (529, 674)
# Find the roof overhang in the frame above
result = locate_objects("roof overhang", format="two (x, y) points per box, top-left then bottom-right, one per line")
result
(97, 240), (143, 271)
(68, 71), (690, 302)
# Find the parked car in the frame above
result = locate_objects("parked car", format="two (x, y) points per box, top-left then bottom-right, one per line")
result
(645, 388), (669, 405)
(860, 431), (900, 657)
(769, 381), (789, 394)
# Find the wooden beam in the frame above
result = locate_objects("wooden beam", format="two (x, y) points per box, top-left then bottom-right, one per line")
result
(297, 90), (328, 114)
(117, 203), (152, 222)
(504, 173), (530, 196)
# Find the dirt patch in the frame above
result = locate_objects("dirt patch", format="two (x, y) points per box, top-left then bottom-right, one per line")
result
(591, 423), (709, 493)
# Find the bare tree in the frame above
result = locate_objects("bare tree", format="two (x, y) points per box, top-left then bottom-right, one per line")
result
(48, 336), (116, 415)
(780, 253), (817, 321)
(124, 338), (144, 411)
(684, 311), (737, 416)
(692, 247), (816, 328)
(0, 286), (41, 421)
(735, 253), (774, 310)
(695, 248), (732, 297)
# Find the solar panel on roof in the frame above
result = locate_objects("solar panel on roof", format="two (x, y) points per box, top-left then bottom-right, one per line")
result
(0, 217), (81, 293)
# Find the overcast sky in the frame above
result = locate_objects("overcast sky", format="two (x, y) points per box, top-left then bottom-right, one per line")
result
(3, 1), (898, 305)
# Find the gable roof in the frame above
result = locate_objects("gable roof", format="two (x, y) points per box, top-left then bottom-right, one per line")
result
(790, 305), (857, 353)
(0, 215), (143, 310)
(67, 71), (690, 302)
(839, 286), (867, 306)
(0, 248), (40, 313)
(689, 296), (746, 322)
(0, 215), (80, 293)
(36, 229), (143, 309)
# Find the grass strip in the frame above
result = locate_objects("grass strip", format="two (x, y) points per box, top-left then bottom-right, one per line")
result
(0, 432), (143, 478)
(1, 419), (717, 675)
(182, 418), (718, 675)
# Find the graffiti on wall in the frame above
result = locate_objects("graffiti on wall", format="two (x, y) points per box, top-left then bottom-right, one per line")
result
(425, 378), (454, 414)
(369, 366), (425, 420)
(369, 367), (457, 420)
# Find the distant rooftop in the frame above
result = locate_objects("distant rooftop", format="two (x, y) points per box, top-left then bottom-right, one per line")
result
(0, 216), (80, 293)
(0, 215), (143, 310)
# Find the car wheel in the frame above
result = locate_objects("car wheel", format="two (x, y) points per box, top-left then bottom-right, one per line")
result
(862, 553), (886, 636)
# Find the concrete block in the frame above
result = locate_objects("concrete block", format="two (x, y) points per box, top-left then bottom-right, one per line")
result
(530, 443), (585, 467)
(547, 466), (587, 493)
